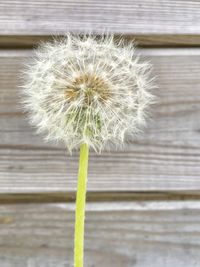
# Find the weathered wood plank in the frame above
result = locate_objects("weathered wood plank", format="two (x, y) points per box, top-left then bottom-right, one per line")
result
(1, 0), (200, 41)
(0, 201), (200, 267)
(1, 49), (200, 193)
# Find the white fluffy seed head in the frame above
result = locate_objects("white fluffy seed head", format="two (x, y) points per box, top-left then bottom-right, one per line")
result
(21, 34), (155, 152)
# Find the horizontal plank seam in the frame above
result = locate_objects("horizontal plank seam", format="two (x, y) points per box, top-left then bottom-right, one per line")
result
(1, 191), (200, 204)
(1, 34), (200, 49)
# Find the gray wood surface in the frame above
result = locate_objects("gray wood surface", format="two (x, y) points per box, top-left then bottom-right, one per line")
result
(0, 201), (200, 267)
(0, 1), (200, 266)
(1, 0), (200, 39)
(1, 49), (200, 193)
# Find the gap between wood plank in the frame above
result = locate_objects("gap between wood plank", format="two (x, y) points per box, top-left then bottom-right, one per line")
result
(1, 34), (200, 49)
(1, 191), (200, 204)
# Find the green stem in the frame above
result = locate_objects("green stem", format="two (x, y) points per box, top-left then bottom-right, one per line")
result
(74, 143), (89, 267)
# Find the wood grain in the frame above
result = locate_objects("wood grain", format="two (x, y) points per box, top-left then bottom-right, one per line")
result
(0, 201), (200, 267)
(1, 0), (200, 45)
(1, 49), (200, 193)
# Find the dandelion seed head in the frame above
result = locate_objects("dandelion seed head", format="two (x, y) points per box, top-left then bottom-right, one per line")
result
(22, 34), (155, 152)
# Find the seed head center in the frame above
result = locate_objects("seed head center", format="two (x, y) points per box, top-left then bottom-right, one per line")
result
(65, 74), (111, 105)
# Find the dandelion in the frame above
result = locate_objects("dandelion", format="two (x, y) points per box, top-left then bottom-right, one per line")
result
(21, 34), (155, 267)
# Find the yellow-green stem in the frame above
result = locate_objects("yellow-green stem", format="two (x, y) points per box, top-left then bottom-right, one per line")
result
(74, 143), (89, 267)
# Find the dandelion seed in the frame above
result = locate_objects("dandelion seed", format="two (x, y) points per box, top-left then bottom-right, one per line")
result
(22, 34), (154, 153)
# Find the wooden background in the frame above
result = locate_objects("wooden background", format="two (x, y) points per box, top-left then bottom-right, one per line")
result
(1, 1), (200, 266)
